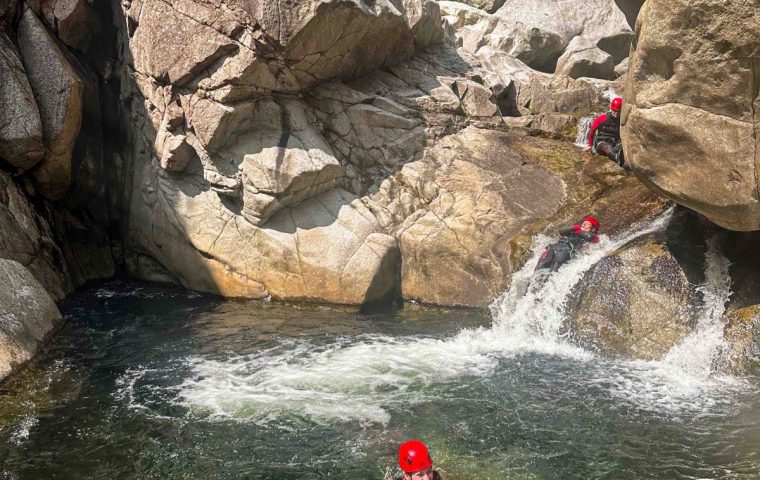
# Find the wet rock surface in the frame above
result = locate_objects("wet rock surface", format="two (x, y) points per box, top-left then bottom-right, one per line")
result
(567, 233), (693, 361)
(723, 305), (760, 376)
(0, 258), (62, 382)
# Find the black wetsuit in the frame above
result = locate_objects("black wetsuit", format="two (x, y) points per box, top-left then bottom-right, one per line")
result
(592, 111), (626, 168)
(534, 225), (597, 272)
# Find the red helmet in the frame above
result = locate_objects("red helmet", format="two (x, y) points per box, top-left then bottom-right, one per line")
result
(610, 97), (623, 111)
(398, 439), (433, 473)
(583, 215), (600, 231)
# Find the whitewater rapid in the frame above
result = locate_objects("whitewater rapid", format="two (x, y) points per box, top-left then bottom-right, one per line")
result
(157, 208), (746, 424)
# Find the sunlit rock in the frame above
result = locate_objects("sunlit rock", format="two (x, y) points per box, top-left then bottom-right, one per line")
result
(0, 32), (43, 171)
(440, 0), (632, 75)
(17, 6), (83, 200)
(723, 305), (760, 376)
(622, 0), (760, 231)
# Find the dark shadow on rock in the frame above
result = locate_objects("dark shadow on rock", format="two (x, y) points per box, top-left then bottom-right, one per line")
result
(724, 230), (760, 310)
(664, 206), (707, 288)
(614, 0), (646, 29)
(359, 242), (403, 314)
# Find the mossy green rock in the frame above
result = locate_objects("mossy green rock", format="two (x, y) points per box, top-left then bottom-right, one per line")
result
(723, 305), (760, 376)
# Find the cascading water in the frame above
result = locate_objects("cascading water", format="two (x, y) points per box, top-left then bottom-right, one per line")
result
(574, 116), (593, 148)
(663, 234), (733, 378)
(489, 209), (675, 341)
(172, 207), (744, 423)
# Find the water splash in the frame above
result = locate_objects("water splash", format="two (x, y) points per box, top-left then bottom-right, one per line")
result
(489, 208), (675, 342)
(9, 416), (38, 446)
(663, 234), (733, 378)
(574, 116), (593, 148)
(172, 209), (750, 424)
(601, 88), (619, 102)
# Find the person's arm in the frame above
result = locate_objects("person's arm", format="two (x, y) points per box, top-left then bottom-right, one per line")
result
(558, 226), (576, 236)
(578, 231), (596, 242)
(586, 113), (607, 147)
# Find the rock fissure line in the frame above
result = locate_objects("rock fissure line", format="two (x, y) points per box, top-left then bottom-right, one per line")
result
(288, 208), (306, 283)
(154, 0), (258, 54)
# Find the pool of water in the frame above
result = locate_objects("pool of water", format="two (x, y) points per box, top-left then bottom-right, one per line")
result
(0, 279), (759, 479)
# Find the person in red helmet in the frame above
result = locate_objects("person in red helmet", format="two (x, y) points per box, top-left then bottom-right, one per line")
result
(583, 97), (627, 169)
(386, 439), (443, 480)
(533, 215), (600, 277)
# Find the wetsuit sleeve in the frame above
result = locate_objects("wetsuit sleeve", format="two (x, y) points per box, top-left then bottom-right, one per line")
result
(558, 226), (575, 236)
(578, 231), (596, 242)
(587, 113), (607, 146)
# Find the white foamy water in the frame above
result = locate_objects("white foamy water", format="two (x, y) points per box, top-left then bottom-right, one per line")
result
(9, 416), (38, 446)
(663, 234), (733, 378)
(575, 116), (594, 148)
(171, 208), (746, 423)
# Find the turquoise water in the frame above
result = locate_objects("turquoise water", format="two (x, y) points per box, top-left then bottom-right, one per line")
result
(1, 280), (759, 479)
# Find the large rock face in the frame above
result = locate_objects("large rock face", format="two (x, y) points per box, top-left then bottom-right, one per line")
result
(0, 258), (62, 382)
(126, 0), (440, 100)
(567, 233), (693, 360)
(118, 0), (657, 308)
(0, 32), (44, 170)
(17, 6), (83, 200)
(365, 127), (567, 306)
(622, 0), (760, 231)
(119, 0), (446, 305)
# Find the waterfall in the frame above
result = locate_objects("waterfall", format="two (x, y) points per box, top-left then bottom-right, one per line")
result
(662, 234), (732, 378)
(489, 208), (675, 344)
(575, 88), (619, 148)
(574, 116), (594, 148)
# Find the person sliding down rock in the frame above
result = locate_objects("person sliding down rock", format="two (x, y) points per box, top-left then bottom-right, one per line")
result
(583, 97), (628, 169)
(386, 440), (443, 480)
(533, 215), (600, 276)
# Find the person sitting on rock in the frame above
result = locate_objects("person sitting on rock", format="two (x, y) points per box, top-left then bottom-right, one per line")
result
(386, 439), (443, 480)
(583, 97), (627, 169)
(533, 215), (600, 274)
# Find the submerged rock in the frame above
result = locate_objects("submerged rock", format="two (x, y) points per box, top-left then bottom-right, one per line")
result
(567, 233), (693, 361)
(0, 258), (62, 382)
